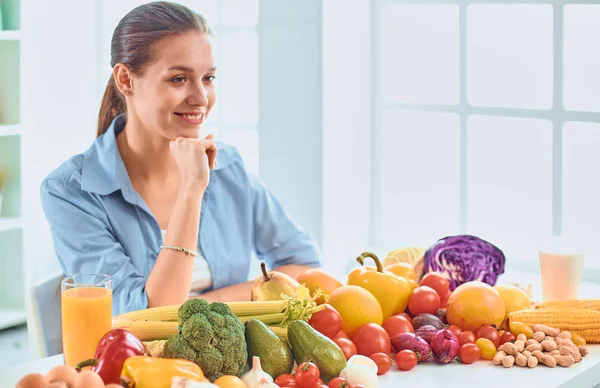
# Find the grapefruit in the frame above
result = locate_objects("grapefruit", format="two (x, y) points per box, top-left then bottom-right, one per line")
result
(446, 281), (506, 331)
(494, 284), (531, 314)
(328, 285), (383, 337)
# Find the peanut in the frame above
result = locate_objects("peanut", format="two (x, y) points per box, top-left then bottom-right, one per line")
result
(555, 337), (574, 347)
(579, 346), (589, 358)
(541, 339), (558, 352)
(528, 356), (539, 368)
(533, 324), (560, 337)
(503, 342), (518, 355)
(533, 350), (557, 367)
(497, 343), (506, 353)
(493, 350), (508, 366)
(522, 350), (532, 359)
(557, 331), (571, 340)
(552, 354), (575, 367)
(514, 339), (525, 352)
(517, 334), (527, 342)
(549, 349), (560, 356)
(502, 355), (515, 368)
(526, 339), (538, 347)
(532, 332), (546, 343)
(560, 345), (582, 363)
(526, 343), (543, 352)
(515, 352), (528, 367)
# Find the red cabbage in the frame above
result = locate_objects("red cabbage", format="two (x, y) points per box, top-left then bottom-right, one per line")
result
(423, 235), (505, 290)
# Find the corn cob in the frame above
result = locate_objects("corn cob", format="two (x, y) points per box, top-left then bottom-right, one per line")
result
(509, 308), (600, 343)
(113, 320), (179, 341)
(534, 299), (600, 312)
(113, 300), (286, 324)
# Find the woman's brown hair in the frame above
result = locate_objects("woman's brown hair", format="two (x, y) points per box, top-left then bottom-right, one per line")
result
(97, 1), (210, 137)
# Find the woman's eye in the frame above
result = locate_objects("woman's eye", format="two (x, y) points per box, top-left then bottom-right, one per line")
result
(205, 75), (216, 83)
(171, 75), (186, 84)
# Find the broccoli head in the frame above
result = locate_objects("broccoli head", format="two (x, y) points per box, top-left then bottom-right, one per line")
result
(161, 299), (247, 382)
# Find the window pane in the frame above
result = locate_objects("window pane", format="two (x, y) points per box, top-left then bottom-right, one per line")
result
(467, 5), (553, 109)
(221, 0), (258, 27)
(467, 115), (553, 261)
(220, 32), (258, 125)
(381, 5), (459, 105)
(380, 110), (461, 249)
(563, 122), (600, 270)
(219, 128), (259, 175)
(563, 6), (600, 112)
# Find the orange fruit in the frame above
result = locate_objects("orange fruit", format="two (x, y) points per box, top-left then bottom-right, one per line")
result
(494, 284), (531, 314)
(297, 268), (343, 304)
(214, 375), (246, 388)
(384, 262), (416, 280)
(328, 285), (383, 337)
(446, 281), (506, 331)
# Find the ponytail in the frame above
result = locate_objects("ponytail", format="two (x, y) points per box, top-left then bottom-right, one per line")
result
(97, 75), (126, 137)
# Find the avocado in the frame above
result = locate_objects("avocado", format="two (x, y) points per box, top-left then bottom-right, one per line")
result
(287, 320), (347, 383)
(245, 319), (294, 378)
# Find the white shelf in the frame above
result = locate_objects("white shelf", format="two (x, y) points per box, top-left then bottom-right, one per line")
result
(0, 124), (21, 137)
(0, 307), (26, 330)
(0, 217), (22, 232)
(0, 31), (20, 41)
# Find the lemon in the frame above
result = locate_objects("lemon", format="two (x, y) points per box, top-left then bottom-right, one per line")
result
(494, 284), (531, 314)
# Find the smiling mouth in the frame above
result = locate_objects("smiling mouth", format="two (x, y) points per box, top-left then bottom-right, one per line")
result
(174, 112), (204, 125)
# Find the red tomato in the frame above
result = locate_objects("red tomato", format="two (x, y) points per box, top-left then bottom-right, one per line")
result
(459, 343), (481, 364)
(397, 312), (413, 321)
(407, 286), (441, 316)
(333, 338), (357, 360)
(382, 315), (414, 337)
(458, 330), (476, 346)
(419, 272), (450, 298)
(308, 304), (343, 338)
(395, 349), (418, 371)
(332, 330), (350, 341)
(447, 324), (462, 338)
(352, 323), (391, 356)
(316, 386), (328, 388)
(327, 377), (348, 388)
(476, 325), (500, 348)
(499, 332), (516, 345)
(295, 361), (320, 388)
(369, 352), (392, 375)
(440, 289), (452, 308)
(275, 374), (297, 387)
(317, 379), (324, 385)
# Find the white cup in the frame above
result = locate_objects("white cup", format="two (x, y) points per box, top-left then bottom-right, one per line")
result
(539, 237), (584, 302)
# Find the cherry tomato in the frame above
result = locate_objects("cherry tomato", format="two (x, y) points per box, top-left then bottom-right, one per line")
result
(382, 315), (414, 337)
(308, 304), (343, 338)
(475, 325), (500, 348)
(395, 349), (418, 371)
(447, 324), (462, 338)
(295, 361), (320, 388)
(458, 330), (476, 346)
(499, 332), (516, 345)
(419, 272), (450, 298)
(352, 323), (391, 356)
(369, 352), (392, 375)
(475, 338), (497, 360)
(317, 379), (324, 385)
(397, 312), (413, 321)
(316, 386), (328, 388)
(439, 289), (452, 308)
(407, 286), (440, 316)
(332, 330), (350, 341)
(327, 377), (348, 388)
(333, 338), (357, 360)
(275, 374), (297, 387)
(458, 343), (481, 364)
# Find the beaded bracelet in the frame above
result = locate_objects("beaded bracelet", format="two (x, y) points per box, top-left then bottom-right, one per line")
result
(160, 245), (197, 257)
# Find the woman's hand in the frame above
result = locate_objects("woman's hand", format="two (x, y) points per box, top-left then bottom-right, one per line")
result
(170, 133), (218, 192)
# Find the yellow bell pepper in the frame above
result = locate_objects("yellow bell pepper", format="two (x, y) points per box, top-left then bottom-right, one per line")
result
(347, 252), (414, 319)
(121, 356), (208, 388)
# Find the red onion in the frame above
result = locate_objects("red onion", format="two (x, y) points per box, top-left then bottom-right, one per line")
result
(390, 332), (432, 362)
(430, 328), (459, 364)
(415, 325), (438, 344)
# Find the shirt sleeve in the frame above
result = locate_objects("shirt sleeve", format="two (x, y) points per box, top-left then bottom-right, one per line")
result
(40, 178), (148, 315)
(249, 172), (323, 269)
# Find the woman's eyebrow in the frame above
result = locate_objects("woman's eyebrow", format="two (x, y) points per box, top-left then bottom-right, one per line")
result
(167, 65), (217, 72)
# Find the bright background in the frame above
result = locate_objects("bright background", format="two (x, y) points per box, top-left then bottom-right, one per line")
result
(0, 0), (599, 340)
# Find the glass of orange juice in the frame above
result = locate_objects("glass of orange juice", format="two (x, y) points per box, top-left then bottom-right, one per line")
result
(61, 274), (113, 367)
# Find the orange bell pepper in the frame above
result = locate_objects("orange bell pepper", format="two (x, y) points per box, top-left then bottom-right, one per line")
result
(347, 252), (414, 319)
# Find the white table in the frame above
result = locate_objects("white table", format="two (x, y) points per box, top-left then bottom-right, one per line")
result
(2, 347), (600, 388)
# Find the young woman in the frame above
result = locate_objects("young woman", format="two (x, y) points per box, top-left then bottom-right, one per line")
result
(40, 1), (322, 315)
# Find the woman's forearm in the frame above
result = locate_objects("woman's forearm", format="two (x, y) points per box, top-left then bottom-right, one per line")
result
(146, 187), (204, 307)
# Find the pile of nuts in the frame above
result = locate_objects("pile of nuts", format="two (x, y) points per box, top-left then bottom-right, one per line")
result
(493, 324), (589, 368)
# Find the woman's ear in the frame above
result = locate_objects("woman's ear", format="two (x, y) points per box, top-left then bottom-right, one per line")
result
(113, 63), (134, 96)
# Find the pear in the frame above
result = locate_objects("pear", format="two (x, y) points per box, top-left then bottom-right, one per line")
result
(251, 262), (301, 301)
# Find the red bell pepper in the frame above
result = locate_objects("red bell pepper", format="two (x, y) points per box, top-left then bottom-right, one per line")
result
(76, 328), (149, 385)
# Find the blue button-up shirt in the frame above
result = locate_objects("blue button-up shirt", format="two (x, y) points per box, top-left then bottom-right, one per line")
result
(40, 114), (322, 315)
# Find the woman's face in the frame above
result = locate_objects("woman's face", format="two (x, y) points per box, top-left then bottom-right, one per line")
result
(129, 31), (216, 140)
